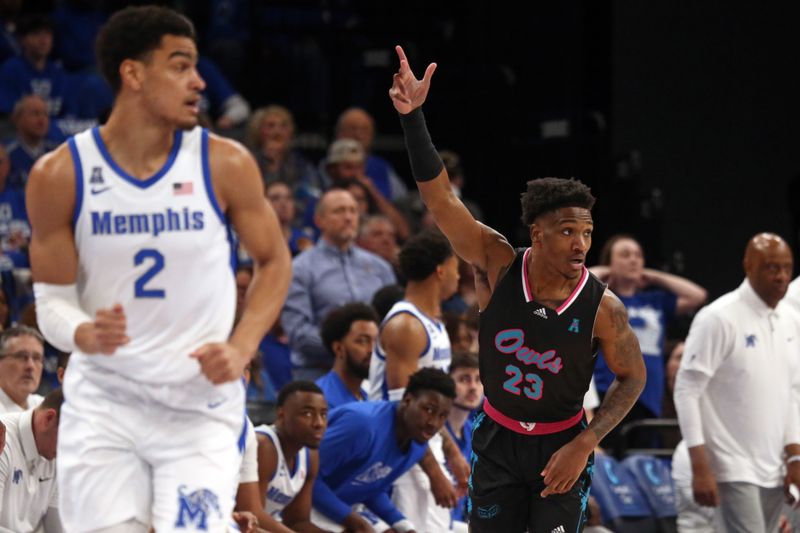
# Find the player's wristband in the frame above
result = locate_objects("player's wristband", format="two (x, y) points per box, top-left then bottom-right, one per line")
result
(399, 107), (443, 182)
(392, 519), (416, 533)
(787, 455), (800, 465)
(33, 282), (93, 353)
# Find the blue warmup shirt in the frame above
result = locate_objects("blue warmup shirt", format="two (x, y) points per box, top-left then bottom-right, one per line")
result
(315, 371), (365, 409)
(312, 401), (427, 525)
(593, 289), (676, 416)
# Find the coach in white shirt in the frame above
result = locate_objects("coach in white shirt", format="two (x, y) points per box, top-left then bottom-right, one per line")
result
(0, 326), (46, 413)
(0, 388), (63, 532)
(674, 233), (800, 533)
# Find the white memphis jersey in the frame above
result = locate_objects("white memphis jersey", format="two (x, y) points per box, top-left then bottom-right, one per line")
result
(367, 300), (452, 400)
(255, 424), (309, 518)
(68, 126), (236, 384)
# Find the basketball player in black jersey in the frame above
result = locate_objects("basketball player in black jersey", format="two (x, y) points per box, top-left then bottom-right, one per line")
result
(389, 46), (646, 532)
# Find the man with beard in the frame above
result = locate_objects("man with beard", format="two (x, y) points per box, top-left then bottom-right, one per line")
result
(316, 303), (380, 408)
(252, 381), (329, 533)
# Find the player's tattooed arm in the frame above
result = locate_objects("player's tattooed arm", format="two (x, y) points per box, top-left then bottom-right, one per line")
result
(589, 291), (647, 443)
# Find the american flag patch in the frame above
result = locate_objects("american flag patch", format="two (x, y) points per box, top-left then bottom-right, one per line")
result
(173, 182), (194, 195)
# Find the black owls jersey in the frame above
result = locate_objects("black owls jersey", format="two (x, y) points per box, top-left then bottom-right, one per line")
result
(478, 247), (606, 423)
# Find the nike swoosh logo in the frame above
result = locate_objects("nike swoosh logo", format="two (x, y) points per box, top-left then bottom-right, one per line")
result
(39, 477), (52, 482)
(91, 186), (112, 195)
(207, 400), (225, 409)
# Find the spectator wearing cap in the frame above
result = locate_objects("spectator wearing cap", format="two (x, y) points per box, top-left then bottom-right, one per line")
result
(325, 138), (409, 240)
(0, 14), (69, 117)
(282, 188), (396, 381)
(328, 107), (408, 202)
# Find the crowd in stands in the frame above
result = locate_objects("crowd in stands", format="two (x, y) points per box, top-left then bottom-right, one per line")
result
(2, 3), (800, 533)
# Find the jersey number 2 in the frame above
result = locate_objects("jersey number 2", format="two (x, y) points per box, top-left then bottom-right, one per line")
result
(503, 364), (543, 400)
(134, 249), (165, 298)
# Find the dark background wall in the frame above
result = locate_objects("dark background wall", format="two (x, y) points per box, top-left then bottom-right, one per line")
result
(612, 2), (800, 298)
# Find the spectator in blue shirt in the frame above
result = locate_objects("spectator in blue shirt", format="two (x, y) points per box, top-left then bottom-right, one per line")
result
(311, 368), (455, 533)
(0, 144), (29, 271)
(282, 189), (396, 381)
(6, 95), (59, 187)
(316, 303), (380, 408)
(590, 234), (706, 452)
(0, 14), (68, 117)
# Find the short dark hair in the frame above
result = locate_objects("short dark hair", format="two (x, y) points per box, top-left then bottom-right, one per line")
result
(277, 380), (323, 407)
(320, 302), (379, 355)
(405, 368), (456, 400)
(598, 233), (638, 266)
(449, 351), (479, 373)
(38, 388), (64, 417)
(15, 14), (53, 38)
(520, 177), (595, 226)
(0, 325), (44, 354)
(371, 284), (405, 321)
(96, 5), (196, 94)
(399, 230), (453, 281)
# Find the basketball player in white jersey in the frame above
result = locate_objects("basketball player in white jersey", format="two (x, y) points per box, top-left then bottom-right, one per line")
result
(367, 230), (465, 533)
(254, 382), (328, 533)
(26, 6), (291, 532)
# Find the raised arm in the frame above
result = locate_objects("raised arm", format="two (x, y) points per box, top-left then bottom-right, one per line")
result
(389, 45), (514, 285)
(641, 269), (707, 314)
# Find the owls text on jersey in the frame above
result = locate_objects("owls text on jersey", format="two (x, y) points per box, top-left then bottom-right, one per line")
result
(367, 300), (452, 401)
(68, 126), (236, 384)
(255, 424), (309, 518)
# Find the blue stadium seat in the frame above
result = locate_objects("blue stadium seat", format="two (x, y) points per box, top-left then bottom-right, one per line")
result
(591, 453), (659, 533)
(622, 454), (678, 533)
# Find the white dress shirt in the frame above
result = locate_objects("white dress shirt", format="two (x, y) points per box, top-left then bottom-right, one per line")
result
(674, 279), (800, 487)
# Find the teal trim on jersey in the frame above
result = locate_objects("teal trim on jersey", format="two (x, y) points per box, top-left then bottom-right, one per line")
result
(67, 137), (84, 228)
(91, 126), (183, 189)
(201, 128), (225, 224)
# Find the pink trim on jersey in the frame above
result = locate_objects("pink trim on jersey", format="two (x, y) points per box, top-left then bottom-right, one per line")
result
(521, 247), (533, 302)
(555, 266), (589, 316)
(522, 249), (588, 315)
(483, 398), (584, 435)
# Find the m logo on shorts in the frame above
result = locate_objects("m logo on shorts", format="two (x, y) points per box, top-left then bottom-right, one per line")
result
(174, 485), (222, 530)
(477, 504), (501, 519)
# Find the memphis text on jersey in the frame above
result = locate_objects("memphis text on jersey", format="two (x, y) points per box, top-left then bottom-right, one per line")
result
(90, 207), (204, 237)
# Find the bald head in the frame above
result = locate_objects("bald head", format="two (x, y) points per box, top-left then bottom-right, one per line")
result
(744, 232), (793, 308)
(336, 107), (375, 151)
(315, 189), (359, 250)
